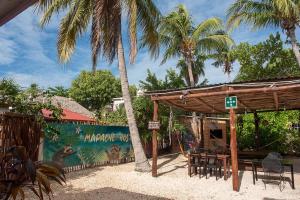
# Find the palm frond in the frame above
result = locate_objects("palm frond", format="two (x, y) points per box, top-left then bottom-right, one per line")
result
(57, 0), (92, 63)
(193, 17), (223, 39)
(137, 0), (161, 61)
(39, 0), (72, 27)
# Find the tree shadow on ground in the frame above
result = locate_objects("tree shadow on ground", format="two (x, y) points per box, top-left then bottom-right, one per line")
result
(53, 187), (171, 200)
(158, 164), (186, 177)
(65, 167), (104, 181)
(157, 153), (180, 168)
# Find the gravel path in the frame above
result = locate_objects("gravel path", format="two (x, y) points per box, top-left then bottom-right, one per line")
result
(28, 154), (300, 200)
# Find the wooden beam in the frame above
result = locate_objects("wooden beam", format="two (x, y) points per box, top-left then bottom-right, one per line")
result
(152, 100), (158, 177)
(164, 100), (195, 112)
(151, 84), (300, 101)
(230, 108), (239, 191)
(0, 0), (38, 26)
(273, 92), (279, 110)
(193, 98), (224, 113)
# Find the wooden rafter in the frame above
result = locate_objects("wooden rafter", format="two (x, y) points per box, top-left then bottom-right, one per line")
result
(193, 98), (224, 113)
(151, 84), (300, 101)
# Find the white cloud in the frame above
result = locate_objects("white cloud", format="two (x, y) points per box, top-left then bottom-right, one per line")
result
(3, 69), (77, 88)
(0, 38), (18, 65)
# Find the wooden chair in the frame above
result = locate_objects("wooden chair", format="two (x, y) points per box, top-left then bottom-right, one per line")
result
(188, 153), (206, 177)
(205, 153), (222, 180)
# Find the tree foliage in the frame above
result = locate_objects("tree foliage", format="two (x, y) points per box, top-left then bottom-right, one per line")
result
(237, 111), (300, 153)
(69, 70), (122, 113)
(234, 33), (300, 81)
(38, 0), (160, 68)
(139, 69), (185, 91)
(47, 86), (69, 97)
(0, 78), (20, 106)
(159, 4), (233, 86)
(227, 0), (300, 67)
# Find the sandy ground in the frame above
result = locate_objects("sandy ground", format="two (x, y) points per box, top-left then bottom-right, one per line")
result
(27, 154), (300, 200)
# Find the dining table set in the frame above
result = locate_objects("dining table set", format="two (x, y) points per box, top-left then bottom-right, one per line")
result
(188, 149), (231, 180)
(188, 149), (296, 190)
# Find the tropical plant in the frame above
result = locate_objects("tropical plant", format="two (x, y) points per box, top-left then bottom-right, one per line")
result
(38, 0), (161, 172)
(227, 0), (300, 67)
(210, 42), (236, 75)
(176, 56), (205, 86)
(47, 86), (69, 97)
(237, 111), (300, 153)
(69, 70), (121, 114)
(0, 146), (66, 200)
(0, 78), (20, 106)
(25, 83), (42, 99)
(159, 4), (233, 87)
(139, 69), (185, 91)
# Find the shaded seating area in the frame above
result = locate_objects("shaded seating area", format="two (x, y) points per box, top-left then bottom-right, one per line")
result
(146, 77), (300, 191)
(188, 150), (230, 180)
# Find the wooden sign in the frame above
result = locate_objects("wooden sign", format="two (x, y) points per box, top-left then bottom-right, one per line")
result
(148, 121), (160, 130)
(225, 96), (237, 109)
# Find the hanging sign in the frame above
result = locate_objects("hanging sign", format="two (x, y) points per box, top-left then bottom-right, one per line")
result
(148, 121), (160, 130)
(225, 96), (238, 109)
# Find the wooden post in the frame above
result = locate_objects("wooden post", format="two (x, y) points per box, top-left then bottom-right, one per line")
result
(152, 100), (159, 177)
(230, 108), (239, 191)
(253, 111), (260, 150)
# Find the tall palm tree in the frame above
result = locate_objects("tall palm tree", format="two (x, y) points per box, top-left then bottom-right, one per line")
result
(38, 0), (160, 172)
(176, 56), (205, 86)
(227, 0), (300, 68)
(159, 4), (232, 140)
(159, 4), (233, 87)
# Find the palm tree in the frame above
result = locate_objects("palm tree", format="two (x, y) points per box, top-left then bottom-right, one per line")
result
(227, 0), (300, 68)
(210, 43), (236, 75)
(47, 86), (69, 97)
(159, 4), (232, 140)
(176, 56), (205, 86)
(38, 0), (160, 172)
(159, 4), (233, 87)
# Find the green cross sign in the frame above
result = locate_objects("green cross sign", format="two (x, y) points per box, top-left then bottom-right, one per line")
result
(225, 96), (237, 109)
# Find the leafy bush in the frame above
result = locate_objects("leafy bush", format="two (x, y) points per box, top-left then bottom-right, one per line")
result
(237, 111), (300, 153)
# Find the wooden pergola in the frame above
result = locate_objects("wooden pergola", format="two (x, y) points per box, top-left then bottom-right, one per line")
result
(146, 77), (300, 191)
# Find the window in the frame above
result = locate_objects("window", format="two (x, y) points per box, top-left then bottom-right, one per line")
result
(210, 129), (223, 139)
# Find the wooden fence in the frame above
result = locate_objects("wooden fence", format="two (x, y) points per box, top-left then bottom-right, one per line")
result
(0, 112), (42, 161)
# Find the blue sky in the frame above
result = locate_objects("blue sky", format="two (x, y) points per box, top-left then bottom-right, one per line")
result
(0, 0), (297, 89)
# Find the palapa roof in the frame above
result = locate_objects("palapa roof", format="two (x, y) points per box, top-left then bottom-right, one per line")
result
(146, 77), (300, 114)
(35, 96), (95, 119)
(42, 108), (96, 122)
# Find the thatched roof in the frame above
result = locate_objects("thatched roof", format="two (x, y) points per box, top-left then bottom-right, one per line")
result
(35, 96), (95, 119)
(146, 77), (300, 114)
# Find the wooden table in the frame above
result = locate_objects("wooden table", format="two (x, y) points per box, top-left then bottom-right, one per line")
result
(188, 152), (231, 180)
(251, 159), (295, 189)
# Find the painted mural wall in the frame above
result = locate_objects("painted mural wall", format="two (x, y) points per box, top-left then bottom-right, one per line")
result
(43, 123), (134, 168)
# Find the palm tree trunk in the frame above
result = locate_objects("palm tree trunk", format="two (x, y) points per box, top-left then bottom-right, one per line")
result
(287, 28), (300, 68)
(186, 57), (195, 87)
(186, 57), (199, 140)
(117, 33), (151, 172)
